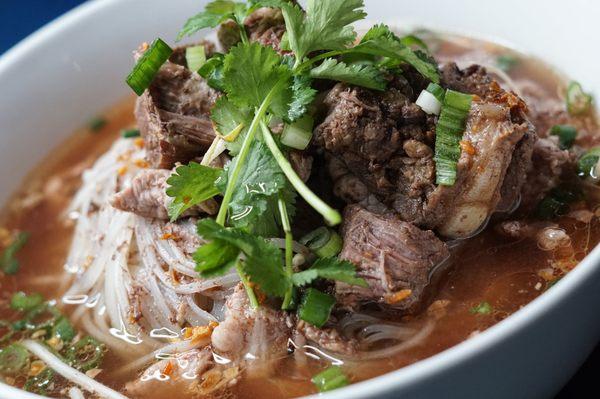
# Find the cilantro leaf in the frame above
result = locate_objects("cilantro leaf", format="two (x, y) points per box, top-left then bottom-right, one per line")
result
(309, 58), (386, 91)
(1, 232), (29, 275)
(165, 162), (222, 221)
(193, 239), (240, 277)
(216, 140), (294, 236)
(351, 24), (440, 83)
(288, 73), (318, 122)
(196, 219), (291, 297)
(281, 0), (366, 62)
(222, 42), (293, 118)
(291, 257), (367, 287)
(198, 54), (227, 91)
(210, 97), (252, 155)
(177, 1), (248, 41)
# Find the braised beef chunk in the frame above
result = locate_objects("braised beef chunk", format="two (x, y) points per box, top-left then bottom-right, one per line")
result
(520, 137), (575, 211)
(218, 6), (288, 53)
(336, 205), (449, 312)
(315, 63), (536, 237)
(135, 57), (220, 169)
(111, 169), (217, 219)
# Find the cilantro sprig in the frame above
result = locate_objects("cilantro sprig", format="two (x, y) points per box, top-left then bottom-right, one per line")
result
(165, 162), (222, 221)
(195, 219), (365, 313)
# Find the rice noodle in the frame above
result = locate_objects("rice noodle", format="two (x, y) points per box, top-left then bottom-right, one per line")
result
(338, 313), (435, 360)
(62, 138), (237, 372)
(22, 340), (128, 399)
(68, 387), (86, 399)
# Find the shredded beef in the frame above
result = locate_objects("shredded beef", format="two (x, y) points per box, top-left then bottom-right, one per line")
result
(336, 205), (449, 311)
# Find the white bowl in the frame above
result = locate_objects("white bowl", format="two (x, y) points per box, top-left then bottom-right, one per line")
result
(1, 0), (599, 398)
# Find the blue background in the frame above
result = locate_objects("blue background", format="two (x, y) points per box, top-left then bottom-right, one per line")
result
(0, 1), (596, 397)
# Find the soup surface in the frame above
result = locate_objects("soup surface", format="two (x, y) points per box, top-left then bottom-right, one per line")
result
(0, 30), (598, 399)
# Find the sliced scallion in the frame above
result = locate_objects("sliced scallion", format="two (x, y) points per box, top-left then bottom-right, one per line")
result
(66, 336), (105, 372)
(298, 288), (336, 328)
(426, 82), (445, 103)
(52, 317), (76, 343)
(126, 38), (173, 96)
(10, 292), (43, 312)
(300, 227), (343, 258)
(23, 368), (54, 395)
(578, 147), (600, 178)
(121, 128), (140, 138)
(549, 125), (577, 149)
(185, 45), (207, 72)
(416, 89), (442, 115)
(566, 81), (593, 116)
(281, 115), (314, 150)
(434, 89), (473, 185)
(312, 366), (350, 392)
(0, 344), (29, 375)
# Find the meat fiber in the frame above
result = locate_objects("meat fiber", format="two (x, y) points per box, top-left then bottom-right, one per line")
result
(111, 169), (217, 219)
(336, 205), (449, 312)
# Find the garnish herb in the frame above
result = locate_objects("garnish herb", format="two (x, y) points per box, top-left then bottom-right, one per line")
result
(536, 186), (582, 220)
(470, 301), (493, 315)
(120, 128), (141, 138)
(578, 147), (600, 179)
(280, 114), (314, 150)
(0, 344), (29, 375)
(1, 292), (106, 393)
(166, 0), (440, 313)
(434, 89), (474, 186)
(194, 219), (365, 318)
(566, 81), (593, 116)
(298, 288), (336, 328)
(496, 54), (519, 72)
(550, 125), (577, 149)
(1, 231), (29, 275)
(399, 34), (429, 51)
(198, 54), (227, 91)
(165, 162), (222, 221)
(87, 116), (107, 132)
(185, 45), (207, 72)
(299, 227), (343, 258)
(126, 38), (173, 96)
(312, 366), (350, 392)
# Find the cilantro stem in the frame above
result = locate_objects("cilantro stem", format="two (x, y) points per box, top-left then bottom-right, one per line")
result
(278, 195), (294, 310)
(260, 121), (342, 226)
(295, 50), (347, 72)
(236, 259), (259, 309)
(237, 22), (249, 44)
(215, 80), (285, 225)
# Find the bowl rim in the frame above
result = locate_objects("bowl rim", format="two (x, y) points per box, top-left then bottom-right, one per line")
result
(1, 1), (600, 398)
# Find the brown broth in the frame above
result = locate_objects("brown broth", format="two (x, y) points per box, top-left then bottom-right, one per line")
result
(0, 35), (598, 398)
